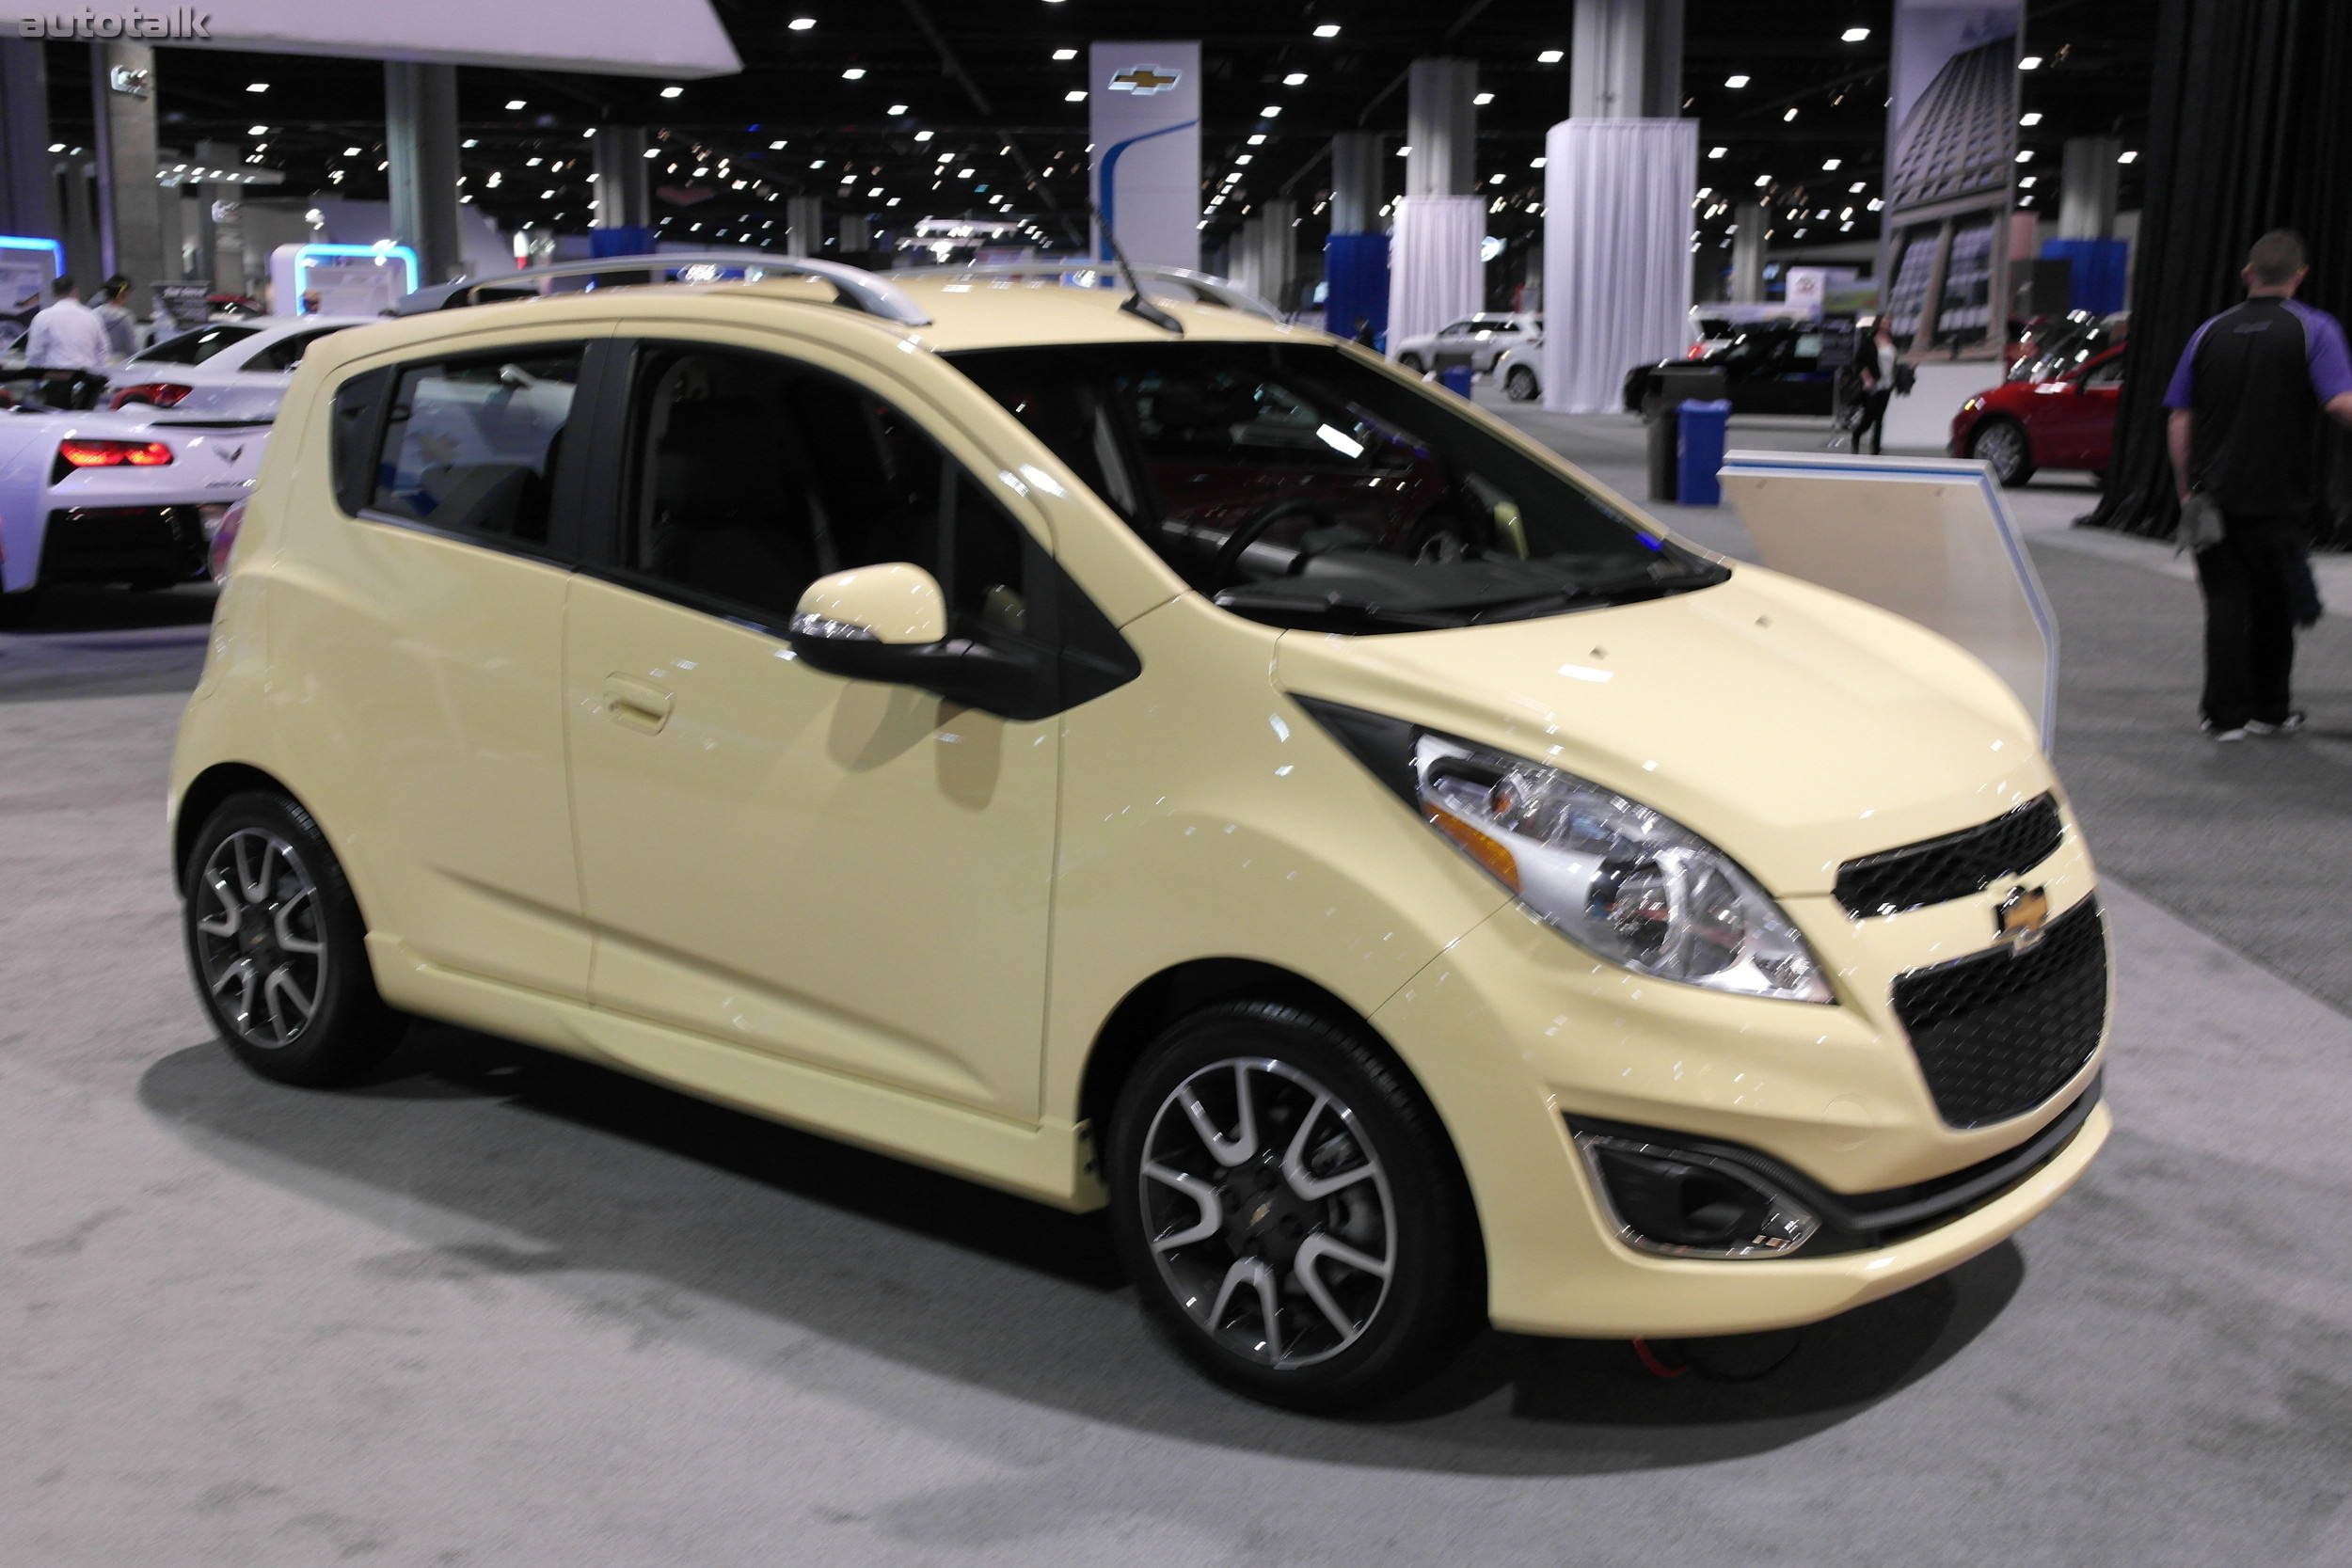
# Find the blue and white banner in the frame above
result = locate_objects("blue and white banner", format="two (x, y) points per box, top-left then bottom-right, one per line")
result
(1089, 42), (1200, 273)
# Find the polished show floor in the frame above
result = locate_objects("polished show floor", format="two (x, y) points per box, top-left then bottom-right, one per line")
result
(5, 418), (2350, 1567)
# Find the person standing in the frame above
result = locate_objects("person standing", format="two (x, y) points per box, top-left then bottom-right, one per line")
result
(23, 275), (112, 408)
(2165, 230), (2352, 742)
(1850, 315), (1898, 455)
(91, 276), (140, 361)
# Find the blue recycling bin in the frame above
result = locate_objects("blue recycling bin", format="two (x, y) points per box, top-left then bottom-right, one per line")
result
(1676, 399), (1731, 508)
(1439, 364), (1474, 399)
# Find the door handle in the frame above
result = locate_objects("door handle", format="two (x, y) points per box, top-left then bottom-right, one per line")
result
(601, 673), (674, 735)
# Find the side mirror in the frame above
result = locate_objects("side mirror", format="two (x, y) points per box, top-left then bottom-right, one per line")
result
(787, 562), (1043, 716)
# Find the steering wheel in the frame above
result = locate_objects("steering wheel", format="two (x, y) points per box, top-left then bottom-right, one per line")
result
(1207, 497), (1338, 591)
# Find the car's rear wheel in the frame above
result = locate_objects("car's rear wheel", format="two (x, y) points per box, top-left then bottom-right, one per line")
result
(1105, 1000), (1481, 1411)
(1396, 352), (1425, 374)
(1969, 419), (2035, 486)
(182, 790), (405, 1086)
(1504, 364), (1540, 402)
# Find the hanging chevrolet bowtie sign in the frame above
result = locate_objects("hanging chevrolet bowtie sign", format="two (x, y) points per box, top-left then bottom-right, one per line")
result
(1091, 41), (1201, 272)
(1109, 66), (1183, 94)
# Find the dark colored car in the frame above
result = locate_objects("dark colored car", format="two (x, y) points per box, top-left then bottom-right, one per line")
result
(1623, 323), (1837, 417)
(1949, 341), (2126, 486)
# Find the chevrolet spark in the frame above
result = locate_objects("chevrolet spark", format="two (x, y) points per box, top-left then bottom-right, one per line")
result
(170, 263), (2108, 1410)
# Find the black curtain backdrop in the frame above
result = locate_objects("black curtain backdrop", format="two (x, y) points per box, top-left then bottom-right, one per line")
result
(2085, 0), (2352, 545)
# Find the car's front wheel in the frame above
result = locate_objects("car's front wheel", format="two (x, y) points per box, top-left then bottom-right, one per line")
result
(1969, 418), (2035, 486)
(1105, 1000), (1481, 1411)
(1503, 364), (1539, 402)
(182, 790), (405, 1086)
(1395, 352), (1426, 374)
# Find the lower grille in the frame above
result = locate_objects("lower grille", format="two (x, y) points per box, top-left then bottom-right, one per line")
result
(1892, 894), (2108, 1127)
(40, 505), (207, 585)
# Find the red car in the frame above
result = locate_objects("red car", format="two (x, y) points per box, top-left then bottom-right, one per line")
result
(1948, 341), (2126, 486)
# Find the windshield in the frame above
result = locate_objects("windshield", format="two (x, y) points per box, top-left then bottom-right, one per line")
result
(134, 324), (261, 366)
(947, 341), (1723, 631)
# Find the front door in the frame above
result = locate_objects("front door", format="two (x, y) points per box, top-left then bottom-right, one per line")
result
(561, 337), (1060, 1119)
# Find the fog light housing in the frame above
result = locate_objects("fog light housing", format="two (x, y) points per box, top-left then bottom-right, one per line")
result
(1573, 1131), (1820, 1259)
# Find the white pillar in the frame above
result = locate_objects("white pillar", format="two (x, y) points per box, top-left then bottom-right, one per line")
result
(386, 62), (462, 286)
(1570, 0), (1684, 119)
(2058, 135), (2119, 241)
(785, 196), (822, 257)
(1254, 198), (1295, 311)
(1730, 203), (1767, 302)
(592, 125), (650, 231)
(1390, 57), (1484, 355)
(91, 41), (163, 295)
(1328, 131), (1383, 235)
(1542, 118), (1698, 412)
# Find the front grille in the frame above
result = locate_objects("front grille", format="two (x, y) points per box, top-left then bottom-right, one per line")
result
(1836, 793), (2066, 917)
(1892, 894), (2108, 1127)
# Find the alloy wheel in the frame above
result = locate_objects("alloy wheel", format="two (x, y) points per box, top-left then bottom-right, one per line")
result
(1973, 421), (2028, 484)
(1136, 1057), (1396, 1369)
(191, 828), (327, 1050)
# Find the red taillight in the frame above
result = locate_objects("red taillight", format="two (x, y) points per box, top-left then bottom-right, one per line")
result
(1685, 342), (1708, 359)
(206, 499), (246, 580)
(108, 382), (194, 410)
(58, 437), (174, 467)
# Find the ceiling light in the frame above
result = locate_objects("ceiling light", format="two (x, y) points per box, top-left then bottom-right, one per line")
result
(1708, 145), (1726, 158)
(1247, 134), (1266, 145)
(2018, 176), (2037, 188)
(2015, 149), (2033, 162)
(1537, 49), (1563, 63)
(1236, 154), (1252, 165)
(888, 103), (908, 115)
(2020, 112), (2042, 126)
(1313, 23), (1340, 37)
(842, 67), (865, 79)
(660, 86), (683, 98)
(1841, 26), (1869, 41)
(788, 16), (815, 28)
(1849, 181), (1865, 193)
(246, 124), (267, 136)
(1821, 158), (1841, 170)
(2119, 149), (2138, 163)
(770, 140), (787, 150)
(1783, 107), (1799, 121)
(1487, 173), (1504, 185)
(1396, 145), (1411, 157)
(1867, 198), (1883, 210)
(915, 130), (933, 141)
(1530, 156), (1546, 168)
(1261, 105), (1281, 117)
(1754, 173), (1770, 186)
(246, 81), (268, 92)
(959, 167), (974, 177)
(505, 99), (527, 110)
(1284, 72), (1308, 86)
(1472, 91), (1494, 105)
(644, 148), (660, 158)
(2019, 55), (2043, 70)
(1053, 48), (1076, 60)
(1724, 74), (1749, 88)
(1066, 89), (1088, 102)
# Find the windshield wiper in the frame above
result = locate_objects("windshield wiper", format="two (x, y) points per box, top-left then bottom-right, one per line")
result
(1211, 587), (1462, 630)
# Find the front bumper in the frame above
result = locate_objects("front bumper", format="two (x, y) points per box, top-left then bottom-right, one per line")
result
(1371, 829), (2107, 1338)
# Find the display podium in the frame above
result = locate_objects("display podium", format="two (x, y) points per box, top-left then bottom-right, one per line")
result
(1717, 451), (2058, 749)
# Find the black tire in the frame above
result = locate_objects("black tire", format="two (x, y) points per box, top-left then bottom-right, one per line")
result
(0, 588), (41, 629)
(181, 790), (405, 1086)
(1104, 1000), (1482, 1412)
(1968, 418), (2036, 487)
(1396, 352), (1425, 374)
(1503, 364), (1539, 402)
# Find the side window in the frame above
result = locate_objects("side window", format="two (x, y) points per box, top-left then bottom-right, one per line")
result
(2081, 350), (2126, 388)
(369, 346), (584, 546)
(251, 326), (350, 372)
(619, 342), (1034, 637)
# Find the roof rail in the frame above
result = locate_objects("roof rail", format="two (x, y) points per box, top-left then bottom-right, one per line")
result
(887, 261), (1281, 322)
(391, 251), (932, 327)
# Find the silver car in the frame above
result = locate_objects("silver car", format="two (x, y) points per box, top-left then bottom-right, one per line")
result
(1391, 311), (1541, 375)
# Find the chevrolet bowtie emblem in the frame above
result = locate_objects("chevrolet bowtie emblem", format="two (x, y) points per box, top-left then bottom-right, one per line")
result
(1994, 885), (2050, 956)
(1110, 66), (1182, 94)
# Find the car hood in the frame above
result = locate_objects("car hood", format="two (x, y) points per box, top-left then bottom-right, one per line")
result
(1273, 565), (2052, 896)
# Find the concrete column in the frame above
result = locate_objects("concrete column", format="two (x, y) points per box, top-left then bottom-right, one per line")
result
(2058, 135), (2120, 241)
(385, 62), (462, 286)
(91, 41), (162, 296)
(1328, 132), (1383, 235)
(785, 196), (823, 257)
(60, 150), (98, 288)
(1254, 198), (1295, 311)
(837, 213), (869, 254)
(592, 125), (650, 230)
(1406, 58), (1476, 198)
(196, 138), (239, 293)
(1570, 0), (1684, 119)
(0, 40), (57, 243)
(1730, 203), (1766, 302)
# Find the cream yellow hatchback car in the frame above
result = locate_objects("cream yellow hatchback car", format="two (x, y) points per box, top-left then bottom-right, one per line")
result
(171, 259), (2109, 1410)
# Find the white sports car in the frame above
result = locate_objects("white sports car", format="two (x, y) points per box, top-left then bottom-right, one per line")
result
(0, 403), (270, 624)
(103, 314), (376, 422)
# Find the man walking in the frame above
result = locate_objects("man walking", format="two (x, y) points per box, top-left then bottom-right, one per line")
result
(23, 275), (111, 409)
(2165, 230), (2352, 741)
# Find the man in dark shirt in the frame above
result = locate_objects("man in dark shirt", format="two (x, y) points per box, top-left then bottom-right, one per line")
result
(2164, 230), (2352, 740)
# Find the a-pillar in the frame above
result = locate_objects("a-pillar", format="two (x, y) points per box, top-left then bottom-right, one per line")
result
(1324, 131), (1388, 344)
(590, 124), (652, 255)
(0, 40), (57, 246)
(785, 196), (822, 257)
(1390, 58), (1483, 357)
(1730, 202), (1767, 303)
(1542, 0), (1693, 412)
(91, 41), (163, 301)
(386, 62), (462, 287)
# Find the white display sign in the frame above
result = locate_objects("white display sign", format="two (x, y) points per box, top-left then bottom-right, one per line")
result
(1089, 41), (1200, 273)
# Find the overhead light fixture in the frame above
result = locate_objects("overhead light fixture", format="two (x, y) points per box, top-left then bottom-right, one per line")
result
(2019, 176), (2037, 188)
(788, 16), (816, 28)
(1754, 173), (1771, 186)
(1537, 49), (1563, 64)
(842, 67), (865, 79)
(1530, 156), (1546, 168)
(1472, 91), (1494, 105)
(1247, 133), (1266, 145)
(1396, 145), (1411, 157)
(1261, 104), (1281, 117)
(1849, 181), (1865, 193)
(2020, 112), (2042, 126)
(1053, 48), (1076, 59)
(660, 86), (683, 98)
(2019, 55), (2043, 70)
(506, 99), (526, 110)
(2015, 149), (2034, 163)
(1783, 106), (1799, 121)
(1821, 158), (1841, 170)
(245, 124), (266, 136)
(1841, 26), (1869, 41)
(915, 130), (933, 141)
(1066, 89), (1088, 102)
(888, 103), (908, 114)
(1313, 23), (1340, 37)
(771, 139), (787, 150)
(1708, 146), (1727, 158)
(2119, 149), (2138, 164)
(1284, 72), (1308, 86)
(246, 81), (268, 92)
(1725, 74), (1749, 88)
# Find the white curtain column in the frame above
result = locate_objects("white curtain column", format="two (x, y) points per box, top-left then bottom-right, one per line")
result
(592, 125), (650, 231)
(1254, 198), (1295, 312)
(386, 62), (463, 287)
(1328, 131), (1383, 235)
(785, 196), (823, 257)
(91, 41), (163, 296)
(2058, 135), (2120, 240)
(1390, 57), (1484, 356)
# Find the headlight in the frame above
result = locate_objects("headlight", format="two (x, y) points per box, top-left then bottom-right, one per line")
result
(1412, 734), (1834, 1003)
